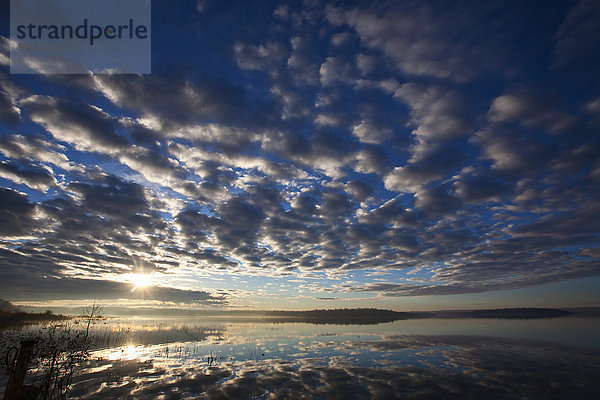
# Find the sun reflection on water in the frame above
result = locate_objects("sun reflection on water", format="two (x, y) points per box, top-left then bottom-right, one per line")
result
(28, 316), (599, 399)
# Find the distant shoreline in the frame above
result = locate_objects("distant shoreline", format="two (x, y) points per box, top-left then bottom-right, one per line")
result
(239, 307), (576, 322)
(0, 311), (71, 328)
(0, 307), (581, 328)
(8, 307), (579, 325)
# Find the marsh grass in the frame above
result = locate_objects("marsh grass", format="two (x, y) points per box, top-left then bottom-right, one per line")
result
(0, 304), (103, 400)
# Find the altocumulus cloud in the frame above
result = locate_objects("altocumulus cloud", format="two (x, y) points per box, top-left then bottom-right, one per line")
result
(0, 0), (599, 304)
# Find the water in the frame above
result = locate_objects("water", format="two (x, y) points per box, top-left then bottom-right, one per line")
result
(2, 315), (600, 399)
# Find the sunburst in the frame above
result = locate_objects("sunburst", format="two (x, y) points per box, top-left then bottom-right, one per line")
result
(126, 273), (152, 292)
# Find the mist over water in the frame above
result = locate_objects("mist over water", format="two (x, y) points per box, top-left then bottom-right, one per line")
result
(3, 315), (598, 399)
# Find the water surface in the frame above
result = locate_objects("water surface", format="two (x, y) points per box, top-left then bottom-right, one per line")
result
(2, 315), (600, 399)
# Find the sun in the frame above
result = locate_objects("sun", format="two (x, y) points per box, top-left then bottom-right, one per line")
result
(126, 273), (152, 292)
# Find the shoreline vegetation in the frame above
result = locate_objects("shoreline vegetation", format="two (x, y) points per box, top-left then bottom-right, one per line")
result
(0, 303), (102, 400)
(1, 299), (73, 328)
(0, 311), (71, 329)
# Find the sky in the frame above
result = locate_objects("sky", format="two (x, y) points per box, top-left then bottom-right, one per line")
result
(0, 0), (599, 311)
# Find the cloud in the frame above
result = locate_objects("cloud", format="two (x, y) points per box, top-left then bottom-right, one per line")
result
(67, 175), (149, 218)
(0, 36), (10, 66)
(344, 180), (374, 202)
(0, 188), (37, 237)
(352, 120), (393, 144)
(553, 0), (600, 68)
(384, 140), (467, 193)
(0, 160), (58, 192)
(395, 83), (472, 140)
(0, 173), (184, 296)
(213, 197), (267, 249)
(384, 166), (437, 194)
(353, 146), (388, 175)
(319, 56), (356, 86)
(92, 74), (246, 129)
(583, 97), (600, 125)
(1, 275), (227, 304)
(234, 41), (287, 71)
(327, 3), (484, 82)
(357, 196), (417, 228)
(0, 1), (598, 304)
(471, 126), (550, 174)
(164, 123), (261, 153)
(413, 183), (461, 217)
(354, 53), (378, 76)
(489, 91), (579, 135)
(452, 169), (511, 203)
(287, 36), (320, 85)
(0, 89), (21, 124)
(22, 95), (127, 154)
(0, 134), (72, 171)
(19, 93), (209, 199)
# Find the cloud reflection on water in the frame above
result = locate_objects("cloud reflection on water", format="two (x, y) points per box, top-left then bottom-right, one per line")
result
(59, 320), (600, 399)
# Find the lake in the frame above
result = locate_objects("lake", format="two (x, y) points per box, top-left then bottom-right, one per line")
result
(2, 315), (600, 399)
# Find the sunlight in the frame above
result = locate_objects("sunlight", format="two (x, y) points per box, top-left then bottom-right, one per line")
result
(123, 345), (139, 359)
(125, 273), (152, 292)
(99, 344), (152, 361)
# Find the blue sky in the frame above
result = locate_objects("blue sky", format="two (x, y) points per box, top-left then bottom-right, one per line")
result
(0, 0), (599, 310)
